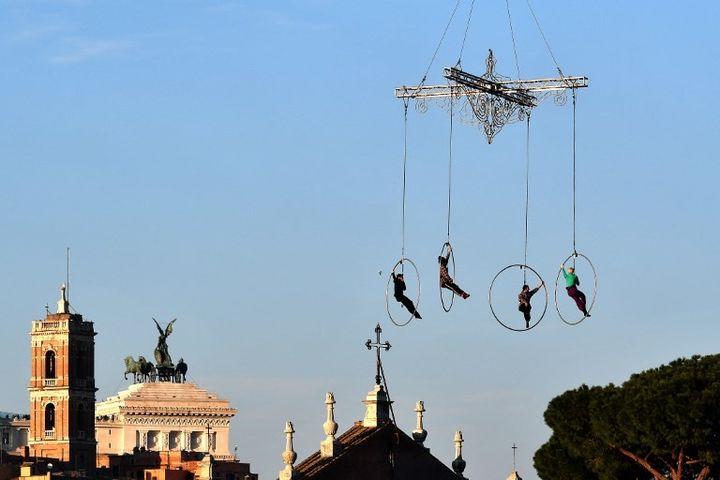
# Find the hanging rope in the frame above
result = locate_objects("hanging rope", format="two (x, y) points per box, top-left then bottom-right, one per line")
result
(456, 0), (477, 67)
(401, 100), (409, 268)
(505, 0), (522, 80)
(525, 0), (565, 78)
(523, 114), (531, 284)
(421, 0), (463, 85)
(447, 91), (454, 240)
(572, 89), (577, 256)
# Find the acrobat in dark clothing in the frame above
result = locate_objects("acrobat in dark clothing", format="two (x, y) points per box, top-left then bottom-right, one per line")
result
(561, 265), (590, 317)
(438, 246), (470, 299)
(392, 272), (421, 319)
(518, 282), (543, 328)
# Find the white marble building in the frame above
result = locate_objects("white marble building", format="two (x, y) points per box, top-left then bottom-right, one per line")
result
(0, 412), (30, 456)
(95, 382), (237, 460)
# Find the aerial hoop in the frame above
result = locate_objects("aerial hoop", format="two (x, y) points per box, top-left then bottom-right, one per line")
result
(385, 257), (421, 327)
(489, 264), (548, 332)
(554, 252), (598, 326)
(439, 242), (456, 313)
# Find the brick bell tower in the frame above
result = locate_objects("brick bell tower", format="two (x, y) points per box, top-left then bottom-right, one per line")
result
(28, 285), (97, 473)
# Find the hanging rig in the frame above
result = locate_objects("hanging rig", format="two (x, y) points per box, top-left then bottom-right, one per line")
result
(395, 49), (588, 143)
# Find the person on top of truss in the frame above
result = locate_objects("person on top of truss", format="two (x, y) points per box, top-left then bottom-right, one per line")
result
(392, 272), (422, 319)
(561, 264), (590, 317)
(518, 281), (543, 329)
(438, 245), (470, 300)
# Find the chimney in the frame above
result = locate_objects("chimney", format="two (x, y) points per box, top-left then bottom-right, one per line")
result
(362, 384), (392, 427)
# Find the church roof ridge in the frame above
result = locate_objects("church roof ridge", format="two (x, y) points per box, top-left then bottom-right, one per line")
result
(295, 421), (391, 476)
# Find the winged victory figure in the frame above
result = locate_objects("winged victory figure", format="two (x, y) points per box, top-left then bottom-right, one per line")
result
(153, 317), (177, 368)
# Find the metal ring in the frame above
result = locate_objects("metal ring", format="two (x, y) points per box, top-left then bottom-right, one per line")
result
(554, 252), (598, 326)
(439, 242), (456, 313)
(385, 257), (421, 327)
(488, 264), (548, 332)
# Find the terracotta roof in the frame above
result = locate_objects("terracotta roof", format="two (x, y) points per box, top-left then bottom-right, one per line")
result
(295, 421), (391, 476)
(294, 421), (458, 480)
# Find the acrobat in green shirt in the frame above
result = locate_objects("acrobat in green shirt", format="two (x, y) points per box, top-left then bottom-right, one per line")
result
(561, 264), (590, 317)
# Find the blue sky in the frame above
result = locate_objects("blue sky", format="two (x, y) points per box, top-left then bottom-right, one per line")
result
(1, 1), (719, 479)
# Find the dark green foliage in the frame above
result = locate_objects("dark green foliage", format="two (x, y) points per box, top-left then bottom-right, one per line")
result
(535, 354), (720, 480)
(534, 434), (600, 480)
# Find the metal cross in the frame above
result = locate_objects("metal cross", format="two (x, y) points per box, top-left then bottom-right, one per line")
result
(206, 424), (213, 454)
(365, 323), (391, 385)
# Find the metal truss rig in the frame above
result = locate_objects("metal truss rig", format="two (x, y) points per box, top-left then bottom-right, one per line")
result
(395, 50), (589, 143)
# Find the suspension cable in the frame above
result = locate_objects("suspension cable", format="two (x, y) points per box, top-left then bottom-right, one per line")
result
(401, 100), (409, 264)
(525, 0), (565, 78)
(505, 0), (521, 80)
(572, 89), (577, 256)
(523, 113), (531, 283)
(457, 0), (477, 67)
(421, 0), (463, 85)
(379, 361), (396, 425)
(447, 91), (454, 240)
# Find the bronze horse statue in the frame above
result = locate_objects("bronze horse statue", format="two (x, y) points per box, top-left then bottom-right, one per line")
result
(124, 356), (155, 383)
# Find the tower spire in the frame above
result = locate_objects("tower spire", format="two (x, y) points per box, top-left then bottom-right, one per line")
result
(66, 247), (70, 304)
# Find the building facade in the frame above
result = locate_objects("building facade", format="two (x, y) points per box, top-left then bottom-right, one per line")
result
(0, 413), (29, 457)
(95, 382), (237, 460)
(27, 285), (96, 473)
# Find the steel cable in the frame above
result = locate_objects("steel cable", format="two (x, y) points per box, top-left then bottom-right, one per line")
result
(420, 0), (463, 85)
(523, 115), (531, 284)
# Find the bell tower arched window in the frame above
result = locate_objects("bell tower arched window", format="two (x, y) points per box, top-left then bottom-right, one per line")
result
(45, 404), (55, 431)
(45, 351), (56, 379)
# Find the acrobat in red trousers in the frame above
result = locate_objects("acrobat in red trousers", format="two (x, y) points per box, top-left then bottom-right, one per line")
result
(566, 286), (588, 315)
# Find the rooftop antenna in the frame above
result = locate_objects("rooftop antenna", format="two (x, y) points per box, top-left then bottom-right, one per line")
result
(512, 442), (517, 471)
(66, 247), (70, 303)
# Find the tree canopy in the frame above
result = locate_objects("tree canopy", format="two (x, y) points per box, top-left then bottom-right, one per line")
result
(534, 354), (720, 480)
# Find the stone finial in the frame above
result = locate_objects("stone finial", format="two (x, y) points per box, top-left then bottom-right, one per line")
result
(320, 392), (340, 458)
(362, 384), (392, 428)
(279, 421), (297, 480)
(452, 431), (467, 477)
(412, 401), (427, 445)
(56, 284), (69, 314)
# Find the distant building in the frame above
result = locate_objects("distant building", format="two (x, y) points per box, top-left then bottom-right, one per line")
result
(277, 386), (468, 480)
(96, 449), (257, 480)
(0, 413), (29, 457)
(27, 285), (96, 475)
(7, 285), (257, 480)
(92, 317), (257, 479)
(95, 382), (237, 460)
(276, 324), (470, 480)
